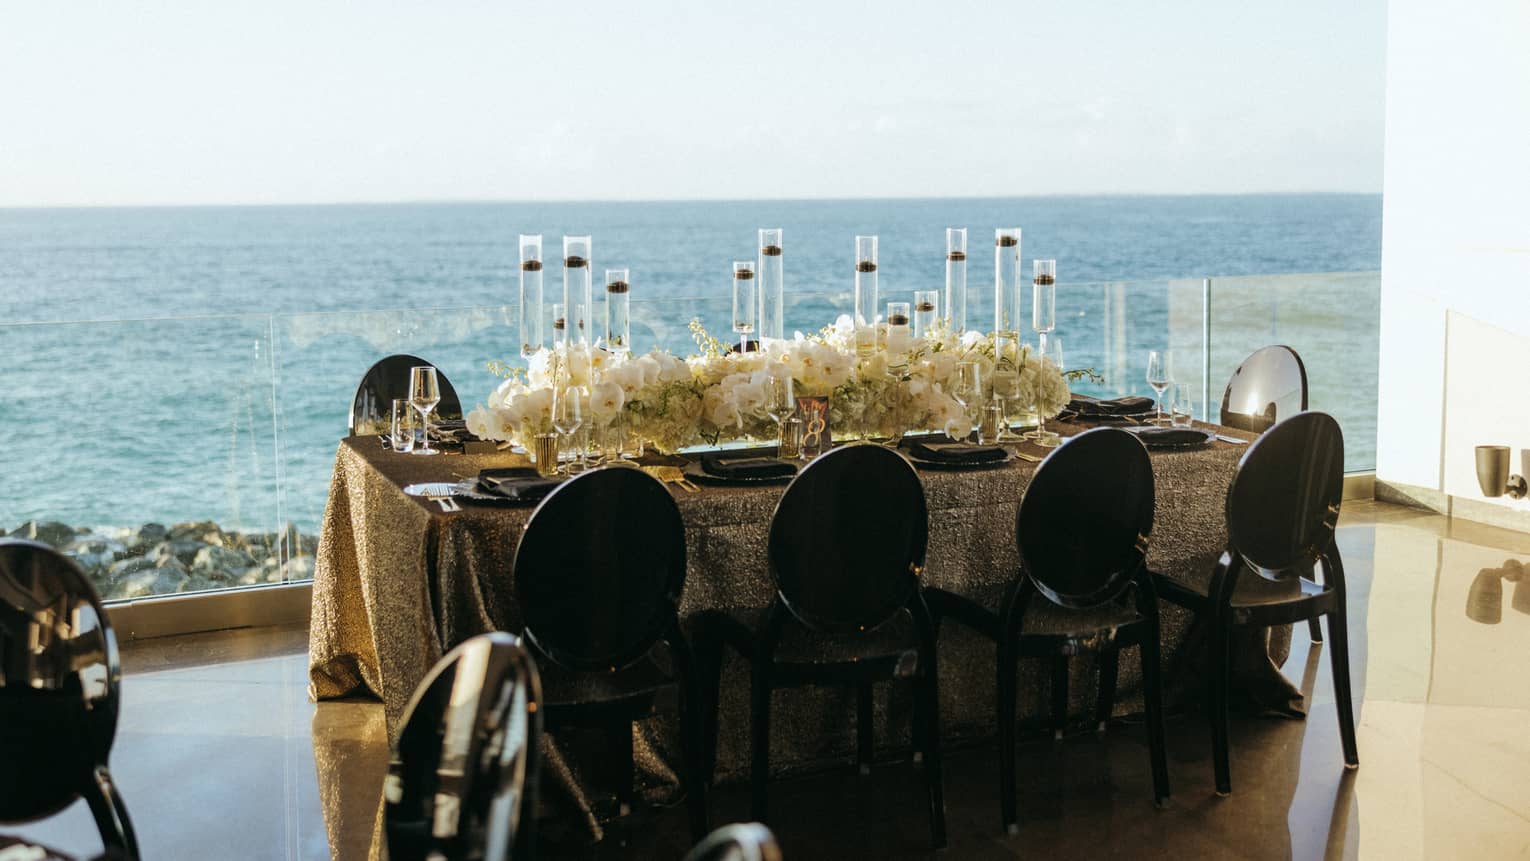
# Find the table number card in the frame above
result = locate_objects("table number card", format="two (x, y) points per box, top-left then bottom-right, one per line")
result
(796, 396), (829, 459)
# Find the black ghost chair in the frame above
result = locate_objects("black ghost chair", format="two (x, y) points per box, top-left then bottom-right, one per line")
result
(512, 466), (708, 843)
(927, 428), (1170, 833)
(682, 823), (782, 861)
(698, 443), (947, 849)
(1153, 411), (1358, 796)
(385, 632), (541, 861)
(0, 539), (138, 861)
(349, 353), (463, 436)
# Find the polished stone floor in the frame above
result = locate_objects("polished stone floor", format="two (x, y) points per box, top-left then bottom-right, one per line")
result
(10, 500), (1530, 859)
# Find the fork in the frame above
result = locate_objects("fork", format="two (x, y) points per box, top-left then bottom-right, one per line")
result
(642, 465), (701, 493)
(429, 496), (461, 513)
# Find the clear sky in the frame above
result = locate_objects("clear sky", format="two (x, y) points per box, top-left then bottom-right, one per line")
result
(0, 1), (1386, 207)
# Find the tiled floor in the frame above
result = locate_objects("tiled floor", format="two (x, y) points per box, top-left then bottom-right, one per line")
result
(11, 500), (1530, 859)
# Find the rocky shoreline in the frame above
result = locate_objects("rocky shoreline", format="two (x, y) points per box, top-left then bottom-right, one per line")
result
(3, 519), (320, 600)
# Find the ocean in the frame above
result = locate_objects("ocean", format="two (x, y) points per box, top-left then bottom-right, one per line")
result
(0, 194), (1382, 540)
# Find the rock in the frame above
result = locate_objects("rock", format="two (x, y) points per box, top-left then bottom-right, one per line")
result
(107, 555), (157, 579)
(129, 523), (168, 552)
(63, 535), (128, 573)
(281, 555), (316, 581)
(168, 521), (224, 546)
(151, 540), (205, 568)
(9, 520), (77, 549)
(115, 558), (189, 599)
(191, 545), (254, 581)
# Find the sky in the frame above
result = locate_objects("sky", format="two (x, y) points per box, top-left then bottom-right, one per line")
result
(0, 1), (1387, 207)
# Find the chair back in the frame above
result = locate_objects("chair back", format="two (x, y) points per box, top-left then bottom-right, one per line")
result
(0, 540), (125, 823)
(1017, 428), (1154, 609)
(1226, 411), (1345, 578)
(349, 354), (463, 435)
(683, 823), (784, 861)
(1220, 345), (1307, 433)
(768, 443), (928, 633)
(514, 467), (686, 672)
(385, 632), (541, 861)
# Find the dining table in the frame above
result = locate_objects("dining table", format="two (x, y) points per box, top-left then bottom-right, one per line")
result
(307, 417), (1300, 839)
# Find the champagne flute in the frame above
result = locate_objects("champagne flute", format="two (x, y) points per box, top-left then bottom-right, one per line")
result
(1146, 350), (1172, 425)
(763, 374), (795, 456)
(552, 386), (583, 475)
(950, 361), (982, 442)
(409, 366), (441, 456)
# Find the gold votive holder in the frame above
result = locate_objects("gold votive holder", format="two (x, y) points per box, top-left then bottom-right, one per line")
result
(533, 433), (560, 477)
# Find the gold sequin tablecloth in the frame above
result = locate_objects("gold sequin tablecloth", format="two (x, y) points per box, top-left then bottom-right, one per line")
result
(308, 423), (1291, 822)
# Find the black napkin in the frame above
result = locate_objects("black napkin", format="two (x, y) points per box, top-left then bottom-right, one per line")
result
(430, 418), (475, 442)
(477, 467), (562, 501)
(699, 452), (798, 479)
(906, 440), (1008, 464)
(1128, 427), (1210, 447)
(1068, 395), (1155, 416)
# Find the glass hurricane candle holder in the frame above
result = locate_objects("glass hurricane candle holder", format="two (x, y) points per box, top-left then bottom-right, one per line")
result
(885, 301), (911, 361)
(605, 267), (630, 355)
(519, 234), (543, 358)
(995, 228), (1022, 333)
(563, 235), (592, 345)
(853, 235), (879, 356)
(758, 228), (784, 341)
(732, 261), (757, 353)
(913, 290), (939, 339)
(1032, 259), (1057, 336)
(945, 228), (967, 333)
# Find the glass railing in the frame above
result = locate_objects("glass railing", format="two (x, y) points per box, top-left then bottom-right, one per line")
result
(0, 270), (1379, 602)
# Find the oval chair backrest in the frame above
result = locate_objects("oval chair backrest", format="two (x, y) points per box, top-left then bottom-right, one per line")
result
(385, 632), (541, 861)
(349, 354), (464, 436)
(1220, 345), (1307, 434)
(1017, 428), (1155, 609)
(0, 539), (122, 823)
(513, 467), (686, 672)
(768, 443), (928, 634)
(682, 823), (784, 861)
(1226, 411), (1345, 577)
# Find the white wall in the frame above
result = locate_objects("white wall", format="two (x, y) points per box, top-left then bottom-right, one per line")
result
(1378, 0), (1530, 506)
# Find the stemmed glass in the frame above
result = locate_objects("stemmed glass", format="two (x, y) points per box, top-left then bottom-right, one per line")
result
(950, 361), (983, 442)
(1031, 259), (1056, 342)
(408, 366), (441, 456)
(1146, 350), (1173, 425)
(552, 387), (583, 475)
(763, 375), (795, 456)
(732, 261), (756, 353)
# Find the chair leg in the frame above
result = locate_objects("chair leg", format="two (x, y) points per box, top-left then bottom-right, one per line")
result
(857, 678), (875, 775)
(1139, 633), (1171, 807)
(1051, 655), (1069, 741)
(1209, 614), (1233, 796)
(997, 641), (1020, 835)
(1095, 650), (1119, 732)
(613, 722), (637, 817)
(697, 627), (725, 785)
(86, 766), (138, 859)
(668, 634), (711, 842)
(1309, 562), (1325, 643)
(1326, 610), (1360, 769)
(919, 671), (948, 849)
(750, 663), (772, 823)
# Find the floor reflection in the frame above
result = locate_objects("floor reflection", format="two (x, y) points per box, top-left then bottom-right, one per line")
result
(5, 501), (1530, 859)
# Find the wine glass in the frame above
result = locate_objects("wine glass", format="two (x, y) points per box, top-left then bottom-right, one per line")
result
(409, 366), (441, 456)
(950, 361), (983, 442)
(991, 332), (1022, 442)
(763, 374), (795, 456)
(1146, 350), (1173, 425)
(1034, 336), (1063, 448)
(552, 387), (583, 475)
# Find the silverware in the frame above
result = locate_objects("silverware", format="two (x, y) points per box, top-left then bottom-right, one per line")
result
(1214, 434), (1250, 445)
(642, 465), (701, 493)
(429, 496), (461, 512)
(1014, 451), (1042, 463)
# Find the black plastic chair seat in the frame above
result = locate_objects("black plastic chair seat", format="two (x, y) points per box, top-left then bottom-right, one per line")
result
(711, 607), (920, 670)
(932, 581), (1144, 645)
(538, 654), (677, 713)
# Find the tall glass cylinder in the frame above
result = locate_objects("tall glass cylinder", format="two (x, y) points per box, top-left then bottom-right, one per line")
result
(885, 301), (911, 360)
(519, 234), (543, 358)
(945, 228), (967, 333)
(995, 228), (1022, 334)
(758, 228), (784, 341)
(1032, 259), (1057, 336)
(853, 235), (878, 356)
(913, 290), (939, 340)
(562, 235), (592, 345)
(551, 302), (569, 349)
(605, 268), (630, 355)
(732, 261), (756, 352)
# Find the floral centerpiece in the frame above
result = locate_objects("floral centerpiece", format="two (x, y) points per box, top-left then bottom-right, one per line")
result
(466, 315), (1071, 452)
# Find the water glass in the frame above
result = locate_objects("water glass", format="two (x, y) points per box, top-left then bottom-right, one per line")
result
(389, 399), (416, 453)
(409, 366), (441, 456)
(1171, 385), (1195, 428)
